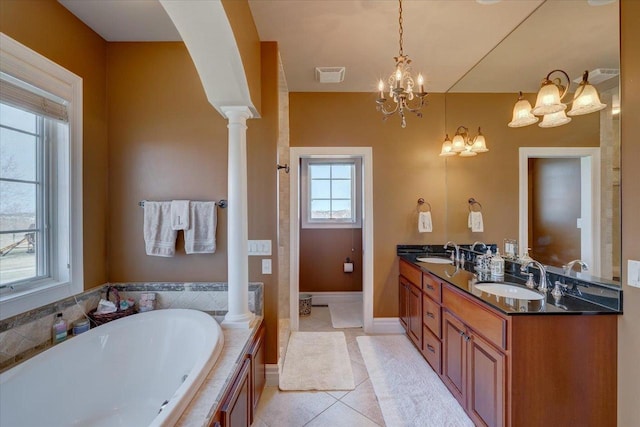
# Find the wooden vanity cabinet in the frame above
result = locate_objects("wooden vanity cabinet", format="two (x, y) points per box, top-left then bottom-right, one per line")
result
(399, 260), (617, 427)
(209, 320), (266, 427)
(399, 260), (423, 349)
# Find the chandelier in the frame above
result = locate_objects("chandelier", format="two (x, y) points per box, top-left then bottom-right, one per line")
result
(375, 0), (428, 128)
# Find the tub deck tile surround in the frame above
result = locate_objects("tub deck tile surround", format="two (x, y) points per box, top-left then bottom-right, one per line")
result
(0, 282), (263, 372)
(176, 316), (263, 427)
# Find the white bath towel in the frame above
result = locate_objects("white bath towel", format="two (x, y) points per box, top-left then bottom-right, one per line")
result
(143, 201), (177, 257)
(171, 200), (190, 230)
(418, 211), (433, 233)
(184, 201), (217, 254)
(469, 211), (484, 232)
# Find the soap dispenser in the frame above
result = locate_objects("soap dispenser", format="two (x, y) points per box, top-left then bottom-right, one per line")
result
(491, 249), (505, 278)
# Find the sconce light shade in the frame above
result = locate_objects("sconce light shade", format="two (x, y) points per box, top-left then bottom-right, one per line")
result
(508, 96), (539, 128)
(538, 110), (572, 128)
(532, 81), (566, 116)
(459, 146), (478, 157)
(439, 134), (457, 157)
(451, 133), (466, 152)
(567, 82), (606, 116)
(471, 133), (489, 153)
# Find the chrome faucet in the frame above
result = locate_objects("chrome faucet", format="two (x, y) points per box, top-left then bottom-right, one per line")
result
(520, 258), (550, 292)
(471, 241), (487, 252)
(444, 241), (460, 262)
(563, 259), (589, 275)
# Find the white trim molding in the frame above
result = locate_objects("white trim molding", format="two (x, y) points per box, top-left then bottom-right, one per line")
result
(290, 147), (374, 333)
(518, 147), (601, 276)
(301, 292), (362, 306)
(265, 364), (279, 387)
(371, 318), (405, 334)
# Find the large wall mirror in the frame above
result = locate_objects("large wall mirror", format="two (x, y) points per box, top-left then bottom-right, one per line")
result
(443, 0), (620, 286)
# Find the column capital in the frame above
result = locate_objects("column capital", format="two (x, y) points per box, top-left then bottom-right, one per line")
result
(220, 106), (253, 122)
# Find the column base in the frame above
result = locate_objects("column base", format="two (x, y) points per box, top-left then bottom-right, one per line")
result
(222, 311), (255, 329)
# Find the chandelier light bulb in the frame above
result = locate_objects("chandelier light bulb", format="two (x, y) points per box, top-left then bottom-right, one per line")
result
(539, 110), (572, 128)
(508, 92), (539, 128)
(567, 71), (607, 116)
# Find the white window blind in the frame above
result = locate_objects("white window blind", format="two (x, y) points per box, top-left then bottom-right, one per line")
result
(0, 75), (68, 122)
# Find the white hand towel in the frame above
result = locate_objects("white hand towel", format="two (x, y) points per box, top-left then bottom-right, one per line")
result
(468, 212), (473, 228)
(470, 211), (484, 233)
(171, 200), (190, 230)
(184, 201), (217, 254)
(143, 201), (177, 257)
(418, 211), (433, 233)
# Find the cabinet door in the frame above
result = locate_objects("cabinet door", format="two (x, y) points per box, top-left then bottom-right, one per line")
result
(399, 278), (409, 331)
(220, 358), (251, 427)
(408, 282), (423, 349)
(467, 332), (505, 427)
(442, 311), (466, 407)
(249, 324), (266, 424)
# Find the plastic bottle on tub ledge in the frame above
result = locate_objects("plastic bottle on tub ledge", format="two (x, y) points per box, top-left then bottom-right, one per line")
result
(52, 313), (68, 344)
(138, 293), (156, 312)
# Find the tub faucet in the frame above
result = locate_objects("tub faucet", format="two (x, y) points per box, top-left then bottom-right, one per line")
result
(444, 241), (460, 262)
(471, 241), (487, 252)
(520, 258), (550, 292)
(563, 259), (589, 275)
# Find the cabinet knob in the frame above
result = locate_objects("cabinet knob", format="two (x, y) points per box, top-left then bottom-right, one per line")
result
(427, 344), (436, 353)
(426, 311), (435, 318)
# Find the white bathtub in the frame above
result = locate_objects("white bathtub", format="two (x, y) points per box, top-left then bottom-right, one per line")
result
(0, 308), (224, 427)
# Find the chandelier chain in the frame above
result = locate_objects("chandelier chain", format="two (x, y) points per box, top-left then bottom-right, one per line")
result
(398, 0), (404, 57)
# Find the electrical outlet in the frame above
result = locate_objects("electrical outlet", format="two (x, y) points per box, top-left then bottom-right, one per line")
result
(628, 260), (640, 288)
(262, 259), (272, 275)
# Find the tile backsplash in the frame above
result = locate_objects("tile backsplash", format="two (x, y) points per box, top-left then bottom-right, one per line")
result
(0, 282), (263, 372)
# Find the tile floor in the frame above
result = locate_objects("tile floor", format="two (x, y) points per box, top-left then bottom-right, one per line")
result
(252, 306), (386, 427)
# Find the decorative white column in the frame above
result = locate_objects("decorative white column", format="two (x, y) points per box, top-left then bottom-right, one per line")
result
(221, 106), (255, 328)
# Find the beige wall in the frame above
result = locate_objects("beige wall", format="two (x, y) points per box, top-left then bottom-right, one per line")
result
(106, 42), (229, 281)
(107, 40), (280, 362)
(289, 91), (599, 317)
(300, 229), (363, 292)
(444, 93), (599, 245)
(222, 0), (262, 116)
(290, 92), (448, 317)
(0, 0), (109, 289)
(618, 1), (640, 424)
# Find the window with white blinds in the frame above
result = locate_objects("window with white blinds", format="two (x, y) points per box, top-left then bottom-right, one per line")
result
(0, 33), (83, 320)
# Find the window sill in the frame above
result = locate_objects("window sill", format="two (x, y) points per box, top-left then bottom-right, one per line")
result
(0, 279), (81, 321)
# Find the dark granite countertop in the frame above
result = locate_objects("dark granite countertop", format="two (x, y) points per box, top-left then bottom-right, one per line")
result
(399, 253), (621, 316)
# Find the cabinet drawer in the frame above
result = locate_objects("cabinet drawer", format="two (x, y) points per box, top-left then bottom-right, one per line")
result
(443, 285), (507, 350)
(423, 294), (441, 338)
(400, 259), (422, 286)
(422, 325), (442, 374)
(422, 273), (442, 302)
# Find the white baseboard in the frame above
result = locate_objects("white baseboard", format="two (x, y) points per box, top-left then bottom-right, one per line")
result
(370, 317), (404, 334)
(304, 291), (362, 306)
(266, 363), (279, 387)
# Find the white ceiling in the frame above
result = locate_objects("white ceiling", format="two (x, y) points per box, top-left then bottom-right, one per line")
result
(58, 0), (619, 93)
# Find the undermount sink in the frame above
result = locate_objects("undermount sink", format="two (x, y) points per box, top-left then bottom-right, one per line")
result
(416, 257), (452, 264)
(474, 283), (545, 300)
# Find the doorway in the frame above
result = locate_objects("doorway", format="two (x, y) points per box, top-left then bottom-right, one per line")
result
(289, 147), (374, 332)
(519, 147), (601, 275)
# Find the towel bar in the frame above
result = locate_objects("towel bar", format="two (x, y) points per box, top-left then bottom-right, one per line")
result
(139, 200), (227, 208)
(468, 198), (482, 212)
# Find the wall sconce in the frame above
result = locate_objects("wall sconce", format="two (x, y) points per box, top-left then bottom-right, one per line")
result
(440, 126), (488, 157)
(508, 69), (607, 128)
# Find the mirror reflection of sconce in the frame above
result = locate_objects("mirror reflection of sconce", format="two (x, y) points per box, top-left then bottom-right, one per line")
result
(439, 126), (489, 157)
(508, 69), (608, 129)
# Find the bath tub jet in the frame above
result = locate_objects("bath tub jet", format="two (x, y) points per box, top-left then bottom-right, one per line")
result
(0, 308), (224, 427)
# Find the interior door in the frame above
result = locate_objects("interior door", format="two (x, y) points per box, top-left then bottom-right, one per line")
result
(528, 157), (581, 266)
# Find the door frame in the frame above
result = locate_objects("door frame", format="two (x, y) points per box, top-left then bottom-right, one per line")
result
(289, 147), (374, 332)
(518, 147), (601, 276)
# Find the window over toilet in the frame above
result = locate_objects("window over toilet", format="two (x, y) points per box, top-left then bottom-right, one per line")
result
(0, 33), (83, 320)
(301, 158), (362, 228)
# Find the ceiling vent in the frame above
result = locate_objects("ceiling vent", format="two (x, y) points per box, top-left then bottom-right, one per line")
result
(315, 67), (345, 83)
(573, 68), (619, 85)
